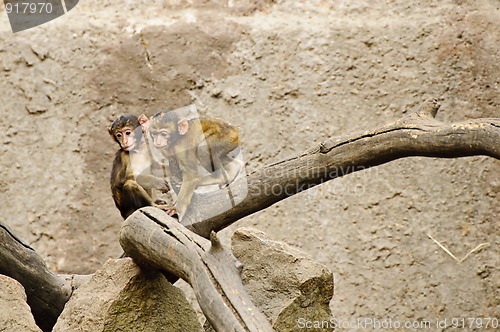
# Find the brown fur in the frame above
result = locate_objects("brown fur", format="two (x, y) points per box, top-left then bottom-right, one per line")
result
(109, 114), (171, 219)
(148, 112), (241, 219)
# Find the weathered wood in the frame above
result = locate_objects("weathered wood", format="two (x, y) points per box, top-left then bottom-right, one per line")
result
(119, 207), (273, 332)
(0, 222), (72, 331)
(180, 98), (500, 237)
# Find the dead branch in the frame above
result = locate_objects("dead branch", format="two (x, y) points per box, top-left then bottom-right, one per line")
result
(0, 222), (90, 331)
(178, 98), (499, 237)
(119, 207), (273, 332)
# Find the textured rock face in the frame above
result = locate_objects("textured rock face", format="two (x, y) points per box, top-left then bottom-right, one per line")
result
(0, 275), (42, 332)
(0, 0), (497, 324)
(53, 258), (203, 332)
(232, 227), (334, 332)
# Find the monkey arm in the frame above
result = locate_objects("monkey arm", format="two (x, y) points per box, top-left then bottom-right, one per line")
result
(174, 149), (202, 220)
(175, 176), (199, 220)
(135, 172), (170, 191)
(196, 157), (243, 187)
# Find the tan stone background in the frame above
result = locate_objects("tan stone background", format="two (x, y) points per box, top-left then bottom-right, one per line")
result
(0, 0), (498, 323)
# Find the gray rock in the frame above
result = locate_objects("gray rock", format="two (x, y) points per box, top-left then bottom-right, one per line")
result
(53, 258), (203, 332)
(0, 275), (42, 332)
(231, 228), (334, 332)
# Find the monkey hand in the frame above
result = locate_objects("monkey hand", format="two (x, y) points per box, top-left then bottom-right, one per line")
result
(153, 204), (178, 219)
(163, 206), (178, 219)
(174, 204), (187, 222)
(167, 208), (178, 219)
(138, 114), (150, 133)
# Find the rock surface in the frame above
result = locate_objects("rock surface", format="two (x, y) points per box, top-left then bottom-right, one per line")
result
(53, 258), (203, 332)
(0, 275), (42, 332)
(232, 227), (334, 331)
(0, 0), (498, 323)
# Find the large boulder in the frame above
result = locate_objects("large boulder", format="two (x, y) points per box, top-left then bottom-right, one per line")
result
(53, 258), (202, 332)
(0, 275), (42, 332)
(231, 228), (334, 332)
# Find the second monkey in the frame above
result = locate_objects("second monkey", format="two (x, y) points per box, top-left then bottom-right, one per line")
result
(144, 111), (242, 220)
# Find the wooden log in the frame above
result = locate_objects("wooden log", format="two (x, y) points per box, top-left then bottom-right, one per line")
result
(0, 222), (71, 332)
(119, 207), (273, 332)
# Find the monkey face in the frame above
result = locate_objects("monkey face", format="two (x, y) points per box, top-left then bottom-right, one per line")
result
(150, 129), (170, 148)
(149, 119), (178, 150)
(148, 112), (193, 161)
(115, 126), (138, 151)
(109, 114), (141, 151)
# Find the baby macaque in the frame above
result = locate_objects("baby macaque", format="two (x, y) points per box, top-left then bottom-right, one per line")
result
(144, 111), (242, 220)
(109, 114), (173, 219)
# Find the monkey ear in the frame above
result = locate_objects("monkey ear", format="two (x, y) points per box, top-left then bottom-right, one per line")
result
(178, 118), (189, 135)
(138, 114), (149, 133)
(108, 128), (117, 142)
(138, 114), (148, 124)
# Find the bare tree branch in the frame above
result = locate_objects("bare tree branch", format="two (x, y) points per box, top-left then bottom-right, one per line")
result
(0, 222), (75, 331)
(179, 98), (500, 237)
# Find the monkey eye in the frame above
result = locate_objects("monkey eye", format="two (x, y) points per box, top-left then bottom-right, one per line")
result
(116, 133), (122, 138)
(125, 130), (132, 136)
(160, 132), (169, 138)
